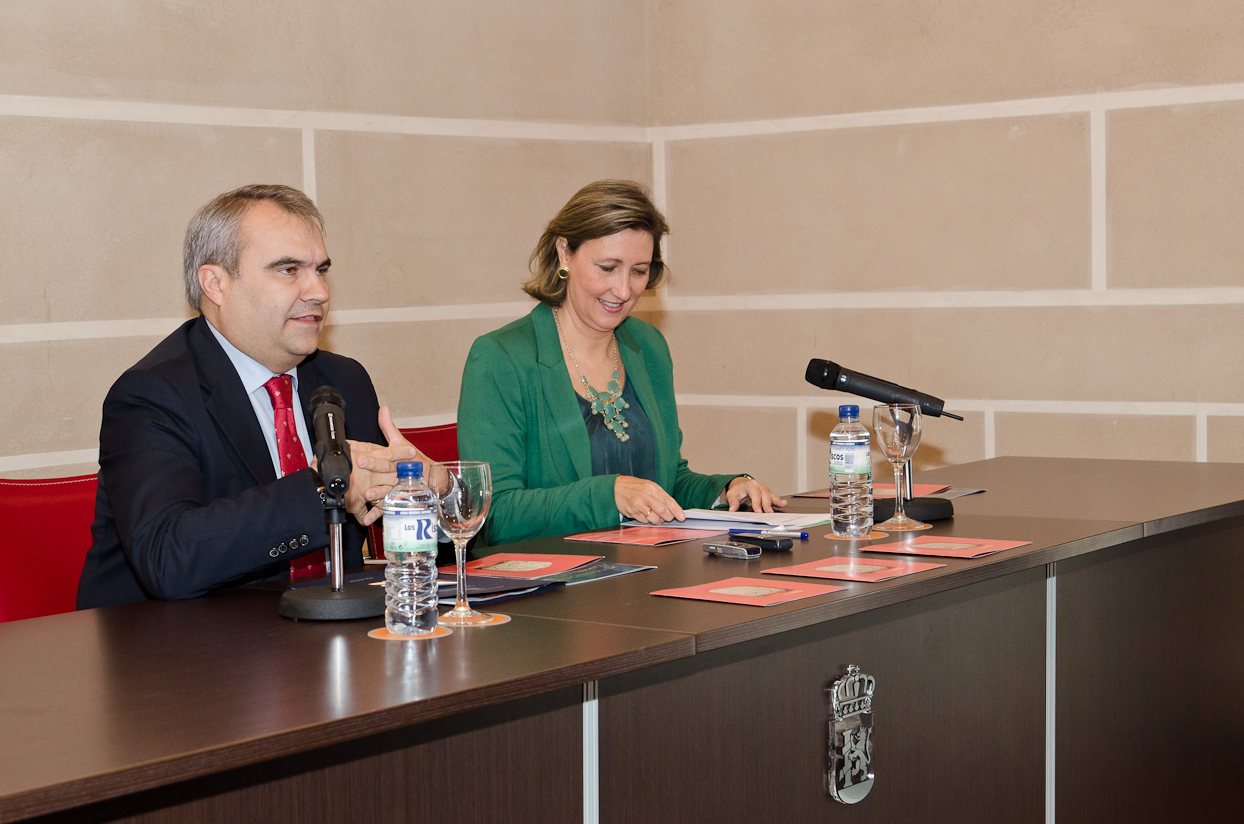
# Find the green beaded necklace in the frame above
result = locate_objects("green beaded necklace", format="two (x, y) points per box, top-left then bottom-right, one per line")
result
(553, 308), (630, 442)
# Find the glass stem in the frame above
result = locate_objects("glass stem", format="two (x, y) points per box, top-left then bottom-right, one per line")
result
(453, 537), (471, 614)
(893, 459), (907, 521)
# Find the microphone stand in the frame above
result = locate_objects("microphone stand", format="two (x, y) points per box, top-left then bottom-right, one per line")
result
(278, 484), (386, 621)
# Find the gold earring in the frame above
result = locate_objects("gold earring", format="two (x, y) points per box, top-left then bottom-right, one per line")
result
(556, 267), (569, 280)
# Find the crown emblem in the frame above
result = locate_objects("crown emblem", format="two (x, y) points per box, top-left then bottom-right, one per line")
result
(826, 664), (877, 805)
(830, 664), (876, 721)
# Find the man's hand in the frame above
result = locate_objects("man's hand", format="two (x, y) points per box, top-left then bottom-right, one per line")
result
(345, 406), (427, 526)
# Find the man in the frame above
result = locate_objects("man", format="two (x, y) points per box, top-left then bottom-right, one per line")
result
(78, 184), (416, 609)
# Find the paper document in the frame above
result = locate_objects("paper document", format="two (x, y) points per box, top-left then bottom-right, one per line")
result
(625, 509), (832, 531)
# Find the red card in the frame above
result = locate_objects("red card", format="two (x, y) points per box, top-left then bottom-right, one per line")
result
(651, 576), (843, 606)
(442, 553), (602, 579)
(864, 536), (1031, 559)
(872, 483), (951, 498)
(764, 556), (944, 582)
(564, 526), (723, 546)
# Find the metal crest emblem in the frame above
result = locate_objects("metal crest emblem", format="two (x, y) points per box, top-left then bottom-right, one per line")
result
(826, 664), (876, 804)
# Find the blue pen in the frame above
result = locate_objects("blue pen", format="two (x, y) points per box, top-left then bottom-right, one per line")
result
(729, 529), (809, 539)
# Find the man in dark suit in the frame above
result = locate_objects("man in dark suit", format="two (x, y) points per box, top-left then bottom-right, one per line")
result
(78, 184), (418, 609)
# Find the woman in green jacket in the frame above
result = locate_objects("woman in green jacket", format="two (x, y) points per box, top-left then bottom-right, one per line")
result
(457, 180), (785, 546)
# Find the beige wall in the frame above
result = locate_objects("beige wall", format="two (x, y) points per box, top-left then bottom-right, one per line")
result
(4, 2), (1244, 493)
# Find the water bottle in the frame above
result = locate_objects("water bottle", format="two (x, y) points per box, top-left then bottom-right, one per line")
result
(830, 405), (873, 538)
(381, 461), (440, 635)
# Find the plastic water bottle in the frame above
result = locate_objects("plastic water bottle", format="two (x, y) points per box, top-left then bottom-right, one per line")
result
(830, 405), (873, 538)
(381, 461), (440, 635)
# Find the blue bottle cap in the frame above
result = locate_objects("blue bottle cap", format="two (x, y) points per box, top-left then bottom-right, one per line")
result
(839, 405), (859, 418)
(396, 460), (423, 478)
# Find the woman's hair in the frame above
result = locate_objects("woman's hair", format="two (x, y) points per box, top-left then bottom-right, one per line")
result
(524, 179), (669, 306)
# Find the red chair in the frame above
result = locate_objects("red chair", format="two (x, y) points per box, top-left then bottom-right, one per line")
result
(0, 475), (98, 622)
(367, 424), (459, 559)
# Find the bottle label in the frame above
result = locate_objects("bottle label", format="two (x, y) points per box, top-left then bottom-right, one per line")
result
(383, 508), (438, 555)
(830, 439), (872, 475)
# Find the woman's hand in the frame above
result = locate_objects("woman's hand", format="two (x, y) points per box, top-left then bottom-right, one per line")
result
(726, 476), (788, 513)
(615, 476), (686, 525)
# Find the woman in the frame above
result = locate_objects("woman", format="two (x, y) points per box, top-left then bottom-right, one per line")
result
(457, 180), (785, 545)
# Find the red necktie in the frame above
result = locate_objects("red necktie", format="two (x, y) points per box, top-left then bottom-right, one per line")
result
(262, 375), (326, 580)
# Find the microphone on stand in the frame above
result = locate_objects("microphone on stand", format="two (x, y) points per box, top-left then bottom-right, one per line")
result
(310, 386), (351, 499)
(804, 358), (958, 523)
(278, 385), (385, 621)
(804, 359), (964, 420)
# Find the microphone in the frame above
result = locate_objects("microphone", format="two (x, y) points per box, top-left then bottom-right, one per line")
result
(805, 359), (964, 420)
(310, 386), (352, 498)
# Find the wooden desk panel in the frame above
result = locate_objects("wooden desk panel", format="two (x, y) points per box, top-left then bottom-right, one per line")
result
(599, 568), (1047, 824)
(27, 687), (582, 824)
(0, 588), (693, 821)
(1056, 515), (1244, 823)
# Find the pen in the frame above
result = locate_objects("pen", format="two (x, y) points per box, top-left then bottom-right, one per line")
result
(729, 529), (809, 539)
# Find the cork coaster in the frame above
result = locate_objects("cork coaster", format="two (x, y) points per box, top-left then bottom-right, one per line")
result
(441, 612), (512, 628)
(824, 531), (888, 541)
(368, 626), (453, 641)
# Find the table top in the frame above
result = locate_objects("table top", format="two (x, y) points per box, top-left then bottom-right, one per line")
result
(2, 456), (1240, 819)
(919, 456), (1244, 533)
(0, 587), (692, 820)
(494, 512), (1136, 652)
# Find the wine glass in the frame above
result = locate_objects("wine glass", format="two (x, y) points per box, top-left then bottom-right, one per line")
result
(433, 461), (503, 627)
(872, 404), (931, 531)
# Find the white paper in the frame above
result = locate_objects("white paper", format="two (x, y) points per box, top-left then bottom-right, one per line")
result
(625, 509), (833, 530)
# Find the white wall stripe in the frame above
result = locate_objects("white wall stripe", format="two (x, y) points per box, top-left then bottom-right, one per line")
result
(676, 393), (1244, 417)
(1090, 107), (1108, 291)
(1196, 413), (1209, 463)
(0, 449), (97, 473)
(650, 82), (1244, 142)
(0, 317), (186, 344)
(651, 137), (668, 213)
(7, 81), (1244, 149)
(7, 396), (1239, 472)
(390, 412), (457, 429)
(637, 286), (1244, 312)
(302, 128), (317, 202)
(326, 301), (535, 326)
(11, 286), (1244, 345)
(795, 406), (809, 492)
(0, 95), (650, 143)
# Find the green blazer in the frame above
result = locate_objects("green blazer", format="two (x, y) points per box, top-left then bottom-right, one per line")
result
(457, 303), (739, 546)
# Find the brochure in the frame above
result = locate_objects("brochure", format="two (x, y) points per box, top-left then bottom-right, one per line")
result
(651, 576), (843, 607)
(763, 555), (944, 583)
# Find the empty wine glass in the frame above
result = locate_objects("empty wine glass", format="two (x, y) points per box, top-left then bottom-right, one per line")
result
(873, 404), (931, 531)
(433, 461), (504, 627)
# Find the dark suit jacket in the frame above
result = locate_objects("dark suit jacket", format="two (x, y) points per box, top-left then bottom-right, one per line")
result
(77, 316), (383, 609)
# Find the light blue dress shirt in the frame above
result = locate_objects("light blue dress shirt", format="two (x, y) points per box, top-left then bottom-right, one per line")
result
(205, 320), (314, 476)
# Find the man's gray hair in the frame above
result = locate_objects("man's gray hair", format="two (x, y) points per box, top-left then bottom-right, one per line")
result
(182, 184), (325, 310)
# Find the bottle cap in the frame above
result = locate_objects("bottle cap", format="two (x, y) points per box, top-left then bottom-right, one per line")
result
(839, 405), (859, 418)
(395, 460), (424, 479)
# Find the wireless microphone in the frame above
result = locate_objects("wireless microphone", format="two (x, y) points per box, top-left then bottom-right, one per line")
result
(310, 385), (352, 497)
(804, 359), (964, 420)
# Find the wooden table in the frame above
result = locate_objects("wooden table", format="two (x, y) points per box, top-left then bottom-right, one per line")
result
(2, 458), (1241, 823)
